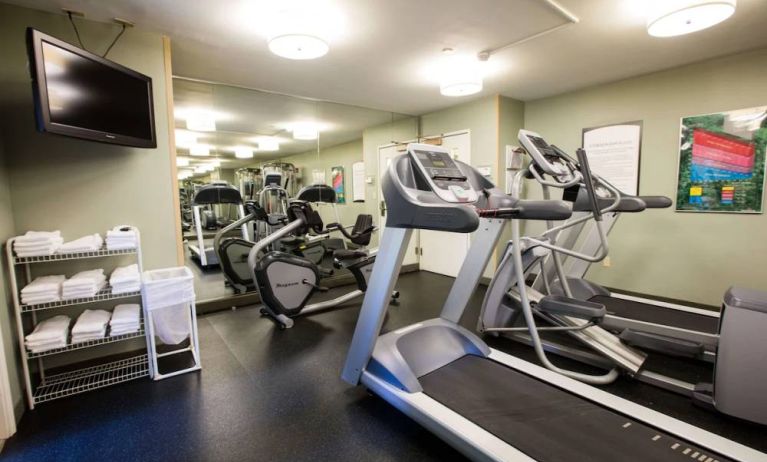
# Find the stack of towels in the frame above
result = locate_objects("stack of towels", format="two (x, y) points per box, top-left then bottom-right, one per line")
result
(20, 275), (65, 305)
(25, 315), (70, 353)
(110, 264), (141, 295)
(62, 269), (107, 300)
(106, 226), (138, 251)
(14, 231), (64, 257)
(57, 234), (103, 254)
(71, 309), (111, 343)
(109, 304), (141, 336)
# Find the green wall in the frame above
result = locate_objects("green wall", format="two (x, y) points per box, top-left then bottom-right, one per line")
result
(524, 47), (767, 306)
(0, 3), (176, 420)
(0, 135), (23, 424)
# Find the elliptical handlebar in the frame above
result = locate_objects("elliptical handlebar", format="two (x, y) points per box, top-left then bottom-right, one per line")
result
(575, 147), (603, 222)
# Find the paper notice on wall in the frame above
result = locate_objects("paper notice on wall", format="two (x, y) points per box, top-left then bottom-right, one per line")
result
(582, 122), (642, 196)
(352, 161), (366, 202)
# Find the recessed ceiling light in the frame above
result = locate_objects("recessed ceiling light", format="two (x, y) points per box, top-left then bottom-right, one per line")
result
(269, 34), (329, 60)
(190, 144), (211, 156)
(257, 137), (280, 151)
(185, 110), (217, 132)
(647, 0), (736, 37)
(176, 156), (190, 167)
(292, 122), (319, 140)
(234, 146), (254, 159)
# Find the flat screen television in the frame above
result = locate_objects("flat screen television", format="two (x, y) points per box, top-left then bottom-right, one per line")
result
(26, 28), (157, 148)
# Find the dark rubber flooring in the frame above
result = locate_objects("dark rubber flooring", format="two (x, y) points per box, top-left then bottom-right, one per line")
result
(2, 271), (765, 461)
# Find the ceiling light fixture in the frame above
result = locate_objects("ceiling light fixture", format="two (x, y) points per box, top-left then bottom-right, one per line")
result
(176, 156), (190, 167)
(257, 137), (280, 152)
(292, 122), (319, 140)
(190, 144), (211, 156)
(185, 110), (217, 132)
(647, 0), (736, 37)
(439, 54), (484, 97)
(268, 34), (329, 60)
(235, 146), (254, 159)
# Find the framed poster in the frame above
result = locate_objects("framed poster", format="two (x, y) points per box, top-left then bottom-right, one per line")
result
(582, 121), (642, 196)
(676, 106), (767, 213)
(331, 166), (346, 204)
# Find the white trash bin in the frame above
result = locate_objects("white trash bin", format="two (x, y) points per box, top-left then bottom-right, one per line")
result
(142, 266), (201, 380)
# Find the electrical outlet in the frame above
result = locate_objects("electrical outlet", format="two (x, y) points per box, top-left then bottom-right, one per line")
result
(602, 256), (611, 268)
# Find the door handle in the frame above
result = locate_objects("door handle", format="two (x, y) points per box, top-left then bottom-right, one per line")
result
(380, 200), (386, 217)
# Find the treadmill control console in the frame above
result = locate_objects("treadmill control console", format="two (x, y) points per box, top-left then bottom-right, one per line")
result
(408, 145), (478, 203)
(518, 129), (575, 180)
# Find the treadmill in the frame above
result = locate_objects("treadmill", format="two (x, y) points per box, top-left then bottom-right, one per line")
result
(188, 182), (249, 268)
(341, 143), (765, 461)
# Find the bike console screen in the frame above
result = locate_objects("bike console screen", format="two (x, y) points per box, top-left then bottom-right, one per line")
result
(409, 145), (478, 203)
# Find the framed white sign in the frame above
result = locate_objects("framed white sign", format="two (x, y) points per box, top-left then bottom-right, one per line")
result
(582, 121), (643, 196)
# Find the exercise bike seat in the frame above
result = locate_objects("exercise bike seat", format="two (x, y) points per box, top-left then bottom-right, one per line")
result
(333, 249), (368, 261)
(280, 236), (305, 246)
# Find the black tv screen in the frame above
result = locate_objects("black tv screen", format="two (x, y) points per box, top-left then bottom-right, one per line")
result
(27, 28), (157, 148)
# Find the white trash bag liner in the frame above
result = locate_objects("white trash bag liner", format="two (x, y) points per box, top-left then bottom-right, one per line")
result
(151, 303), (190, 345)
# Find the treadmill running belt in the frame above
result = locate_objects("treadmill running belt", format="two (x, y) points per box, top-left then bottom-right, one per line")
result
(420, 355), (730, 462)
(591, 295), (719, 334)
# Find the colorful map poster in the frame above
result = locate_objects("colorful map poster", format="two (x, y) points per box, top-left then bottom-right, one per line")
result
(331, 166), (345, 204)
(676, 106), (767, 213)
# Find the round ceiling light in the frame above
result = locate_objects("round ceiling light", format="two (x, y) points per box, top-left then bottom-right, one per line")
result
(440, 78), (483, 97)
(647, 0), (736, 37)
(438, 54), (484, 97)
(268, 34), (329, 60)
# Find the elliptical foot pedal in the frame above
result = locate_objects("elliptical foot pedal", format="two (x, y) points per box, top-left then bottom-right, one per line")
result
(619, 329), (704, 358)
(538, 295), (606, 322)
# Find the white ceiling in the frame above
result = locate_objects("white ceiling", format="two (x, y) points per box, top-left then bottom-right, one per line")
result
(8, 0), (767, 115)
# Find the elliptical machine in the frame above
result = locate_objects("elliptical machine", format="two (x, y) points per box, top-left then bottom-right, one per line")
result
(242, 200), (397, 329)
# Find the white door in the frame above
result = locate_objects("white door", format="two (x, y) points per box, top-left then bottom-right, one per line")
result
(378, 144), (419, 266)
(419, 132), (472, 277)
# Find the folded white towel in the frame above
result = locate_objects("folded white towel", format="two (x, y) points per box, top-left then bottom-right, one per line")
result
(110, 264), (140, 283)
(25, 315), (70, 344)
(62, 270), (106, 291)
(15, 230), (61, 244)
(72, 309), (111, 336)
(14, 238), (64, 249)
(28, 339), (68, 353)
(62, 280), (106, 300)
(57, 234), (104, 254)
(22, 294), (62, 306)
(21, 275), (65, 295)
(110, 327), (139, 336)
(110, 304), (140, 325)
(111, 284), (140, 295)
(72, 328), (107, 343)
